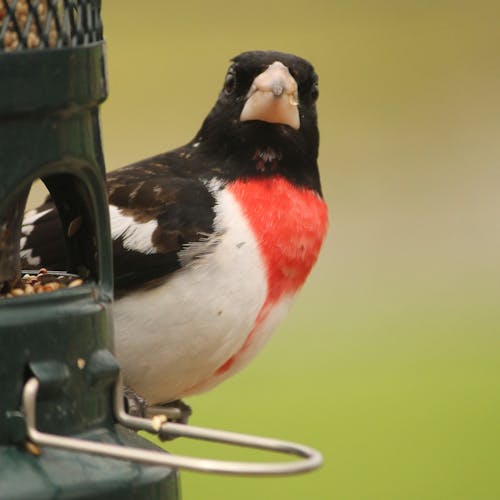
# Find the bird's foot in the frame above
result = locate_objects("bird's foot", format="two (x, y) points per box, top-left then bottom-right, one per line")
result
(123, 388), (192, 441)
(147, 399), (192, 425)
(147, 400), (192, 441)
(123, 386), (149, 417)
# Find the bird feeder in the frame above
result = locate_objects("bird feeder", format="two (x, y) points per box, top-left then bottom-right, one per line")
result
(0, 1), (179, 497)
(0, 3), (322, 497)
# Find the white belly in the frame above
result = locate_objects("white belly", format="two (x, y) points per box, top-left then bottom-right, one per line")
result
(113, 186), (285, 404)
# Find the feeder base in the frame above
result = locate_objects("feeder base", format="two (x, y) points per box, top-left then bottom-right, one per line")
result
(0, 426), (179, 500)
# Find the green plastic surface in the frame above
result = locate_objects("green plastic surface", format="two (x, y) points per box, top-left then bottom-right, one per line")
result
(0, 36), (179, 500)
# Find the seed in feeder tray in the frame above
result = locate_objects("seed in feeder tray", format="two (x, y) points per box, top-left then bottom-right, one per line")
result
(42, 282), (60, 292)
(0, 268), (84, 299)
(68, 278), (83, 288)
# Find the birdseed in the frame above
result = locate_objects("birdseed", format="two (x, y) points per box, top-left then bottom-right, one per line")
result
(0, 0), (59, 52)
(0, 268), (83, 299)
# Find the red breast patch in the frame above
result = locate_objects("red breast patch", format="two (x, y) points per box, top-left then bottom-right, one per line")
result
(215, 176), (328, 375)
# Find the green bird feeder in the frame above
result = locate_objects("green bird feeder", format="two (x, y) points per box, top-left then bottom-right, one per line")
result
(0, 3), (322, 499)
(0, 1), (179, 498)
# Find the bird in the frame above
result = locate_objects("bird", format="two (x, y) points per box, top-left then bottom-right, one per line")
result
(20, 50), (328, 414)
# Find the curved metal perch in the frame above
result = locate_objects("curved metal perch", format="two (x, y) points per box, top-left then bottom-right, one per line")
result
(23, 376), (323, 476)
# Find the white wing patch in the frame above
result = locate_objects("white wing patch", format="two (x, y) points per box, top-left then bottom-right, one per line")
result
(20, 208), (53, 265)
(19, 249), (41, 267)
(22, 208), (52, 237)
(109, 205), (158, 254)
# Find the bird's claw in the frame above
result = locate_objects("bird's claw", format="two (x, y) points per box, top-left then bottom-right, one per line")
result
(147, 400), (192, 441)
(147, 399), (192, 425)
(123, 386), (149, 417)
(123, 388), (192, 441)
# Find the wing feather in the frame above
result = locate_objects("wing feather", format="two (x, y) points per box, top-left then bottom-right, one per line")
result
(21, 154), (218, 296)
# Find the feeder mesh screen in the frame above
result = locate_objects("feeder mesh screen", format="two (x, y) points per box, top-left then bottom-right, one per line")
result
(0, 0), (102, 51)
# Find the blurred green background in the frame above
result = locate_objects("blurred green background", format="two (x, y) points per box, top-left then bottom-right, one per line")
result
(76, 1), (500, 498)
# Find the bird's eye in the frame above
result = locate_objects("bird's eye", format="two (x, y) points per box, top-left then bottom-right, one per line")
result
(224, 71), (237, 95)
(311, 81), (319, 101)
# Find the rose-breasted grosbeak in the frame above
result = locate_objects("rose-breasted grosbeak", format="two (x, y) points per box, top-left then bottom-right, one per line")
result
(21, 51), (328, 408)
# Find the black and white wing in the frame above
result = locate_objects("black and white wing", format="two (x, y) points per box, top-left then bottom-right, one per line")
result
(21, 154), (218, 296)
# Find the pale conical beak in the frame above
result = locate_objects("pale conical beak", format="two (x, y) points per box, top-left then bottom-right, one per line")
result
(239, 61), (300, 130)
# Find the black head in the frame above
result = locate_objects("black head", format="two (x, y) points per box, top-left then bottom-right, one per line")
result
(190, 50), (321, 193)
